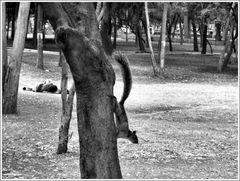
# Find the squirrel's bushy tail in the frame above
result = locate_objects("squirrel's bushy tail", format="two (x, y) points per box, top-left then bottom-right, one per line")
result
(114, 53), (132, 105)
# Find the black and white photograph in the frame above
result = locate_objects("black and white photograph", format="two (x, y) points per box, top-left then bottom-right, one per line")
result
(1, 0), (239, 179)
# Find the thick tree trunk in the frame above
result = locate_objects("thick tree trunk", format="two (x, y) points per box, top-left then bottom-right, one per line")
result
(57, 52), (75, 154)
(2, 2), (30, 114)
(42, 2), (122, 178)
(36, 3), (44, 69)
(2, 2), (8, 91)
(159, 3), (168, 71)
(192, 16), (199, 52)
(145, 2), (159, 75)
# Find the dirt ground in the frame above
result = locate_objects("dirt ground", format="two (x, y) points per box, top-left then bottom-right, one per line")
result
(2, 42), (239, 179)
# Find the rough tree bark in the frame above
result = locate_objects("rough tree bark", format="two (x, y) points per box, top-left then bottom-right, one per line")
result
(2, 2), (8, 91)
(145, 2), (159, 75)
(36, 3), (44, 69)
(41, 2), (122, 178)
(57, 51), (76, 154)
(2, 2), (30, 114)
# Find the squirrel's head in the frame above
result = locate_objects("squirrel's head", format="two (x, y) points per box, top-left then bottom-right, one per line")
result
(127, 130), (138, 144)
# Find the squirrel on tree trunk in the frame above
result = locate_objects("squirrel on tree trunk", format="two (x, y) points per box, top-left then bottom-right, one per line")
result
(113, 53), (138, 144)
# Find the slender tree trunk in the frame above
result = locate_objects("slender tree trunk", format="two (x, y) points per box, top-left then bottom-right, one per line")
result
(183, 11), (190, 39)
(159, 2), (168, 71)
(167, 21), (173, 51)
(142, 20), (149, 48)
(215, 21), (221, 41)
(7, 10), (10, 40)
(113, 15), (117, 49)
(223, 17), (230, 45)
(2, 2), (8, 91)
(99, 3), (113, 55)
(136, 22), (146, 52)
(95, 2), (102, 17)
(58, 48), (63, 66)
(42, 2), (122, 178)
(192, 16), (199, 52)
(57, 52), (76, 154)
(36, 3), (44, 69)
(218, 3), (236, 72)
(171, 14), (179, 40)
(33, 3), (38, 48)
(145, 2), (159, 75)
(2, 2), (30, 114)
(11, 6), (16, 41)
(126, 10), (129, 43)
(25, 13), (30, 40)
(201, 23), (207, 54)
(179, 16), (184, 45)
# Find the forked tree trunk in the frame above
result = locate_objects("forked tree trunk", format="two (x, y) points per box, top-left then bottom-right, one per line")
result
(42, 2), (122, 178)
(145, 2), (159, 75)
(57, 51), (75, 154)
(2, 2), (8, 91)
(159, 2), (168, 71)
(36, 3), (44, 69)
(2, 2), (30, 114)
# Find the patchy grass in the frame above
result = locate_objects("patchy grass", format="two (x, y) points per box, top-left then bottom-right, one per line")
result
(2, 42), (238, 179)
